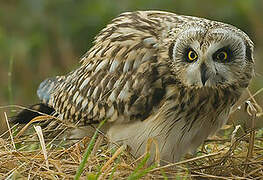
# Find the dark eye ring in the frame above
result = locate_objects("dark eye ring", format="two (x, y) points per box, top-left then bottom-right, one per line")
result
(216, 51), (228, 61)
(213, 47), (232, 62)
(185, 49), (198, 62)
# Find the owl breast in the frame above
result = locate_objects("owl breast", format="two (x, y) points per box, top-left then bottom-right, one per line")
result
(107, 84), (241, 163)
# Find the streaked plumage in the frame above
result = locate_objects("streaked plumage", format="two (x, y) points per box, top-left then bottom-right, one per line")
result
(17, 11), (255, 164)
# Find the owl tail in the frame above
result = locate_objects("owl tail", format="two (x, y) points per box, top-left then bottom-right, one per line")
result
(10, 103), (55, 124)
(37, 77), (59, 106)
(10, 77), (60, 124)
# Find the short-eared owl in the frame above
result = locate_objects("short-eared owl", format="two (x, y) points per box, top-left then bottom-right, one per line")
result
(14, 11), (254, 164)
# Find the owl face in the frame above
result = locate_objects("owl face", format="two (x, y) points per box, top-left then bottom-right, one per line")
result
(171, 24), (254, 89)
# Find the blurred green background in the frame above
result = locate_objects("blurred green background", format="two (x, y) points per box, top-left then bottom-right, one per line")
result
(0, 0), (262, 107)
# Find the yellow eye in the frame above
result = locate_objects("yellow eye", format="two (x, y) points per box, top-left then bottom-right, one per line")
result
(187, 50), (198, 62)
(217, 51), (228, 61)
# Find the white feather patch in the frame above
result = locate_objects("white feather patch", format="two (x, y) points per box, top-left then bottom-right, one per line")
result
(79, 77), (91, 91)
(94, 60), (108, 73)
(81, 98), (88, 110)
(76, 95), (83, 106)
(109, 60), (120, 72)
(72, 91), (79, 103)
(106, 105), (114, 118)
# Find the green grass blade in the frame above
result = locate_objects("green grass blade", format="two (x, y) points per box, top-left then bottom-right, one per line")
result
(160, 168), (168, 180)
(108, 165), (117, 180)
(130, 153), (150, 176)
(127, 153), (156, 180)
(128, 164), (156, 180)
(95, 165), (102, 180)
(74, 119), (106, 180)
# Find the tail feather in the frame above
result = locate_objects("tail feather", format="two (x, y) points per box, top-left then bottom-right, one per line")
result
(11, 76), (61, 124)
(37, 77), (58, 105)
(10, 103), (55, 124)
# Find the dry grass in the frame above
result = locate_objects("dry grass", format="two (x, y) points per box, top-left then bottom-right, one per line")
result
(0, 119), (262, 179)
(0, 124), (263, 179)
(0, 90), (263, 179)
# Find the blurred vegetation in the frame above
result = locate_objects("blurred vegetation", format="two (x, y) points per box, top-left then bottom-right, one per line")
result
(0, 0), (262, 107)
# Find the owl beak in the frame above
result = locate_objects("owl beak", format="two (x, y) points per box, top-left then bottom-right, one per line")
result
(200, 63), (209, 86)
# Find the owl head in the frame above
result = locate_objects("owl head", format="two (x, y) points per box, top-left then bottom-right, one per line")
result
(170, 20), (255, 89)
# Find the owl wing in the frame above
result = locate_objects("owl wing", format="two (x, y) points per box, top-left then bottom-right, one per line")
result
(37, 11), (180, 124)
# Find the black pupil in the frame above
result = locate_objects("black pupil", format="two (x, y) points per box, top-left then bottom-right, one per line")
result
(190, 51), (196, 59)
(218, 52), (226, 60)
